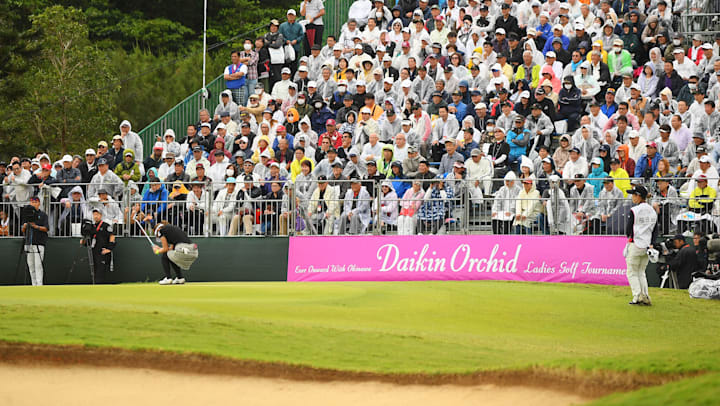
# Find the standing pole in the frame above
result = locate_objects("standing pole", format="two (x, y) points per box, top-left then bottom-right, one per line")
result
(201, 0), (208, 110)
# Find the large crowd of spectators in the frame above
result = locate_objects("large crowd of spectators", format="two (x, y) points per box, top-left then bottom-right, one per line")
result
(2, 0), (720, 238)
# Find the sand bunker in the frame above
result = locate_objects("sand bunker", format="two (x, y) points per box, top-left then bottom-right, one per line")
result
(0, 364), (588, 406)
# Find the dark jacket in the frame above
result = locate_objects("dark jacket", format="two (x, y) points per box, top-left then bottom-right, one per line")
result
(654, 69), (685, 97)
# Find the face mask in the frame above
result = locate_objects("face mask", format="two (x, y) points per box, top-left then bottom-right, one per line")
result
(673, 39), (681, 45)
(338, 85), (347, 92)
(297, 99), (305, 105)
(593, 23), (600, 28)
(487, 126), (495, 132)
(689, 83), (697, 90)
(564, 84), (572, 90)
(613, 47), (622, 53)
(226, 169), (234, 177)
(315, 103), (322, 109)
(244, 43), (252, 51)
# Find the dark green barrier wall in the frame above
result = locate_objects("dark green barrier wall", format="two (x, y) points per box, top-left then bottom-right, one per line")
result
(0, 237), (288, 285)
(0, 237), (663, 286)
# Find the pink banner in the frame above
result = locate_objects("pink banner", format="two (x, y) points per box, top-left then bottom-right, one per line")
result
(288, 235), (629, 285)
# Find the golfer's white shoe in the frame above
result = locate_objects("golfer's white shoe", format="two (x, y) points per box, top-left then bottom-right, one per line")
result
(172, 278), (186, 285)
(158, 277), (173, 285)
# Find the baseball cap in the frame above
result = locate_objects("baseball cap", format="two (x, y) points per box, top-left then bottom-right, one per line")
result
(97, 141), (108, 148)
(471, 148), (481, 157)
(326, 119), (336, 126)
(85, 149), (96, 156)
(570, 147), (581, 153)
(41, 163), (51, 171)
(699, 155), (712, 163)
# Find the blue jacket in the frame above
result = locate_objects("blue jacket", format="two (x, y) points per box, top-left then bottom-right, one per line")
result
(587, 165), (608, 198)
(141, 185), (168, 216)
(449, 101), (467, 122)
(311, 107), (335, 134)
(542, 35), (570, 54)
(634, 153), (663, 178)
(536, 23), (552, 41)
(601, 102), (618, 118)
(507, 128), (531, 162)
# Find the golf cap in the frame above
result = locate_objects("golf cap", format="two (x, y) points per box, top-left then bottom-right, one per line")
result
(475, 103), (487, 110)
(646, 141), (658, 148)
(97, 158), (108, 165)
(85, 149), (96, 156)
(591, 157), (603, 165)
(97, 188), (108, 195)
(627, 185), (648, 198)
(61, 154), (73, 163)
(570, 147), (581, 154)
(699, 155), (712, 163)
(124, 151), (133, 157)
(112, 134), (122, 141)
(471, 148), (481, 157)
(97, 141), (108, 148)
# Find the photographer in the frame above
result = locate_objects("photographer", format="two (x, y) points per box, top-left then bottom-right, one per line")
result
(667, 234), (699, 289)
(80, 208), (116, 284)
(21, 196), (49, 286)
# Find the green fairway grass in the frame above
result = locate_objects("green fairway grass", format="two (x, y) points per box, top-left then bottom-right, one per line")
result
(1, 281), (719, 402)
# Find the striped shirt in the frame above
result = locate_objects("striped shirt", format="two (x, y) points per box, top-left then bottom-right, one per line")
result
(239, 50), (258, 80)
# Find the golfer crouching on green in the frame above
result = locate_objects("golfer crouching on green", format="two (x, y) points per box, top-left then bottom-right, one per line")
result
(152, 223), (198, 285)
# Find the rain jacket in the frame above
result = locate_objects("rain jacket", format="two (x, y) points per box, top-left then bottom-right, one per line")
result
(113, 149), (141, 184)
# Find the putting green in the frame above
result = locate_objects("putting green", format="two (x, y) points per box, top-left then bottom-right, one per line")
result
(1, 281), (719, 402)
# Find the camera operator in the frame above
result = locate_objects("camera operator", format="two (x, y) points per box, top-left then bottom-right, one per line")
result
(21, 196), (49, 286)
(80, 208), (116, 284)
(666, 234), (698, 289)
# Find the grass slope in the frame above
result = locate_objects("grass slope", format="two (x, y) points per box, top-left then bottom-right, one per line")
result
(1, 281), (719, 377)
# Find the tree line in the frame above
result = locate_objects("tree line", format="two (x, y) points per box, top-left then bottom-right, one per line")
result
(0, 0), (294, 158)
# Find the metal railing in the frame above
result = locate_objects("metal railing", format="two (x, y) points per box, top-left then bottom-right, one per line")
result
(136, 75), (226, 158)
(681, 12), (720, 39)
(1, 176), (719, 238)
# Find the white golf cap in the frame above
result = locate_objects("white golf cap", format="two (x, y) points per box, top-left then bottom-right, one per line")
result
(383, 55), (392, 62)
(591, 157), (602, 165)
(61, 154), (73, 163)
(216, 123), (226, 130)
(85, 149), (96, 155)
(356, 79), (366, 87)
(491, 63), (502, 71)
(383, 77), (394, 84)
(553, 24), (563, 31)
(673, 48), (684, 54)
(474, 103), (487, 110)
(575, 23), (585, 30)
(495, 28), (506, 35)
(287, 9), (296, 15)
(629, 131), (639, 138)
(354, 43), (363, 50)
(376, 45), (386, 52)
(333, 44), (343, 51)
(281, 67), (291, 74)
(298, 65), (308, 72)
(702, 43), (713, 50)
(527, 28), (537, 36)
(373, 67), (383, 75)
(700, 155), (712, 163)
(546, 51), (557, 58)
(520, 91), (530, 99)
(402, 79), (412, 87)
(308, 80), (317, 87)
(260, 149), (272, 158)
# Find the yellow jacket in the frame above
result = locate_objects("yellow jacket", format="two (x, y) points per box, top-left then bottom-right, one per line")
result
(609, 168), (631, 197)
(689, 186), (716, 210)
(290, 156), (314, 181)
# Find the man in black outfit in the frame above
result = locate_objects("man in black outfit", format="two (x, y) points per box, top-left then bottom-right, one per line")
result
(153, 223), (198, 285)
(81, 208), (116, 284)
(668, 234), (698, 289)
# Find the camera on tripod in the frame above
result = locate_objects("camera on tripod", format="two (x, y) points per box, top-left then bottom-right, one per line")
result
(80, 219), (95, 246)
(20, 205), (38, 225)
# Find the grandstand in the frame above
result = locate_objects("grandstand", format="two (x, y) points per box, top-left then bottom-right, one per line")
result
(1, 0), (720, 283)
